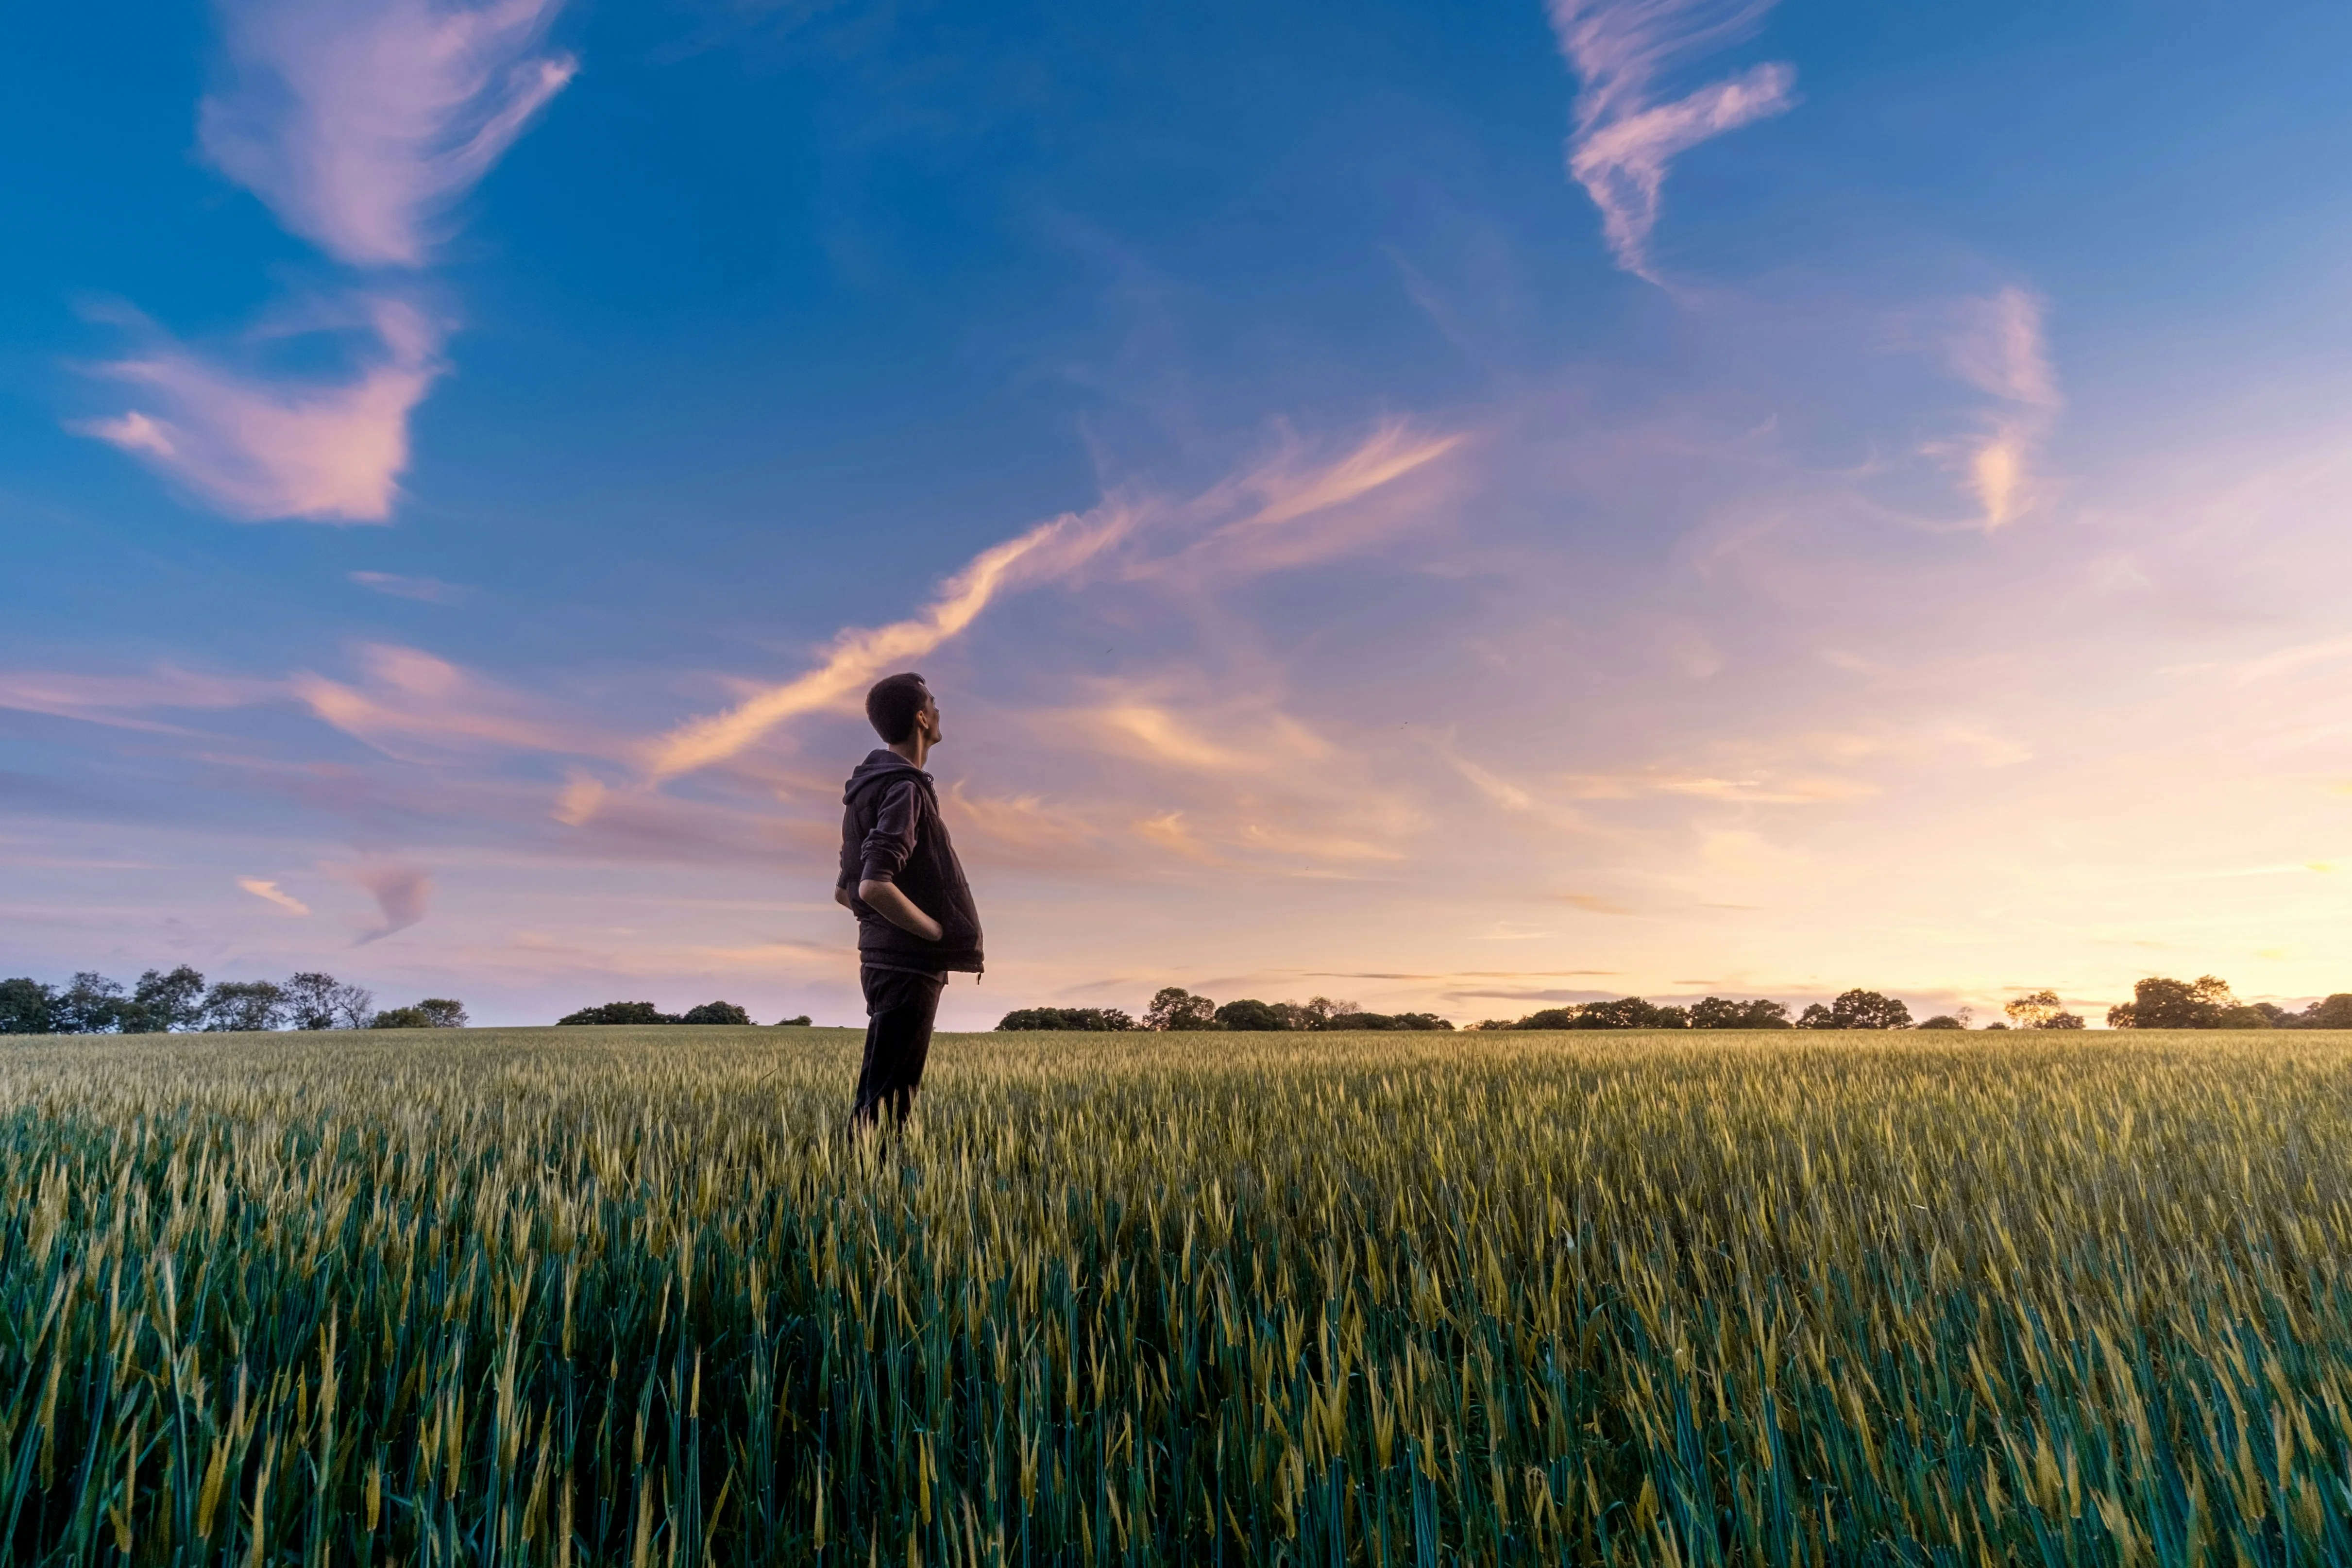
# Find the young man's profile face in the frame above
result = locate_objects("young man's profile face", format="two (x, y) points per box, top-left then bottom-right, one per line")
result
(917, 693), (942, 745)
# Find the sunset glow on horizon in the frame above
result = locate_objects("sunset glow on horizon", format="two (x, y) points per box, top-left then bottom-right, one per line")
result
(10, 0), (2352, 1028)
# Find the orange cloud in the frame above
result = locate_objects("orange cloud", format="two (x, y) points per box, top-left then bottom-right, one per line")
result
(237, 877), (311, 915)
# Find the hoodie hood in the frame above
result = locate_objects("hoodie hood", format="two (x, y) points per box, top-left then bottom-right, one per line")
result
(844, 748), (931, 805)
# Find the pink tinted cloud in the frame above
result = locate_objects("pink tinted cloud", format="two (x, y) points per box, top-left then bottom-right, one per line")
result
(75, 298), (443, 523)
(331, 860), (434, 943)
(201, 0), (576, 268)
(1546, 0), (1796, 278)
(292, 642), (607, 759)
(0, 665), (277, 730)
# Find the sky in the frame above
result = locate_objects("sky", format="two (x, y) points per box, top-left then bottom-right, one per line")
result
(8, 0), (2352, 1029)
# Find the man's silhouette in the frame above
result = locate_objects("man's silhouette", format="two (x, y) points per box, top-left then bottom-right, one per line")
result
(836, 673), (984, 1127)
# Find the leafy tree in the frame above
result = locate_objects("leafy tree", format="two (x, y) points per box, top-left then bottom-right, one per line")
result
(55, 972), (130, 1034)
(2216, 1005), (2272, 1028)
(2003, 990), (2064, 1028)
(2107, 975), (2233, 1029)
(2000, 989), (2085, 1030)
(1508, 1008), (1584, 1030)
(558, 1001), (670, 1026)
(1569, 996), (1689, 1029)
(680, 1001), (752, 1025)
(1690, 996), (1791, 1029)
(996, 1008), (1136, 1031)
(1916, 1015), (1967, 1029)
(1281, 997), (1354, 1030)
(1144, 988), (1218, 1031)
(0, 978), (57, 1034)
(1213, 998), (1287, 1031)
(1326, 1012), (1454, 1031)
(778, 1014), (813, 1026)
(203, 980), (287, 1032)
(283, 972), (345, 1030)
(1795, 1003), (1835, 1029)
(372, 998), (467, 1029)
(1830, 990), (1912, 1030)
(330, 981), (378, 1029)
(2300, 995), (2352, 1029)
(125, 966), (207, 1032)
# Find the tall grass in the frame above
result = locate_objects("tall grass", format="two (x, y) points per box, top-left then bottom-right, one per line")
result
(5, 1025), (2352, 1563)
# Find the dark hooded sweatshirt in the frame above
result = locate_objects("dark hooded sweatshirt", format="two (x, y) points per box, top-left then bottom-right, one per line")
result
(839, 750), (985, 975)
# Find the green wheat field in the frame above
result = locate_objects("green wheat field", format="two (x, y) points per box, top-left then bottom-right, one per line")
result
(6, 1026), (2352, 1564)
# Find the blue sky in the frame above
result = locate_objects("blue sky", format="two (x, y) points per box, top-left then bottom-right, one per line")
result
(9, 0), (2352, 1027)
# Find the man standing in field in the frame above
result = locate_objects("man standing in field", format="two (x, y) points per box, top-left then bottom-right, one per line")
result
(836, 673), (985, 1128)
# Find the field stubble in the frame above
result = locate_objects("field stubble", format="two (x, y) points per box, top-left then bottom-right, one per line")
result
(4, 1026), (2352, 1564)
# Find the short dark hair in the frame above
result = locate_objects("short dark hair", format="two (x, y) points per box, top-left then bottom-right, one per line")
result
(865, 674), (931, 744)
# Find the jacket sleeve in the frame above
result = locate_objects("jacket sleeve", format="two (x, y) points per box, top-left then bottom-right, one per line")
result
(858, 780), (923, 885)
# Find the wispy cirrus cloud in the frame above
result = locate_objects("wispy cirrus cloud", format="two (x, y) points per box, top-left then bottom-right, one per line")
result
(0, 664), (277, 730)
(642, 501), (1146, 783)
(1934, 287), (2061, 529)
(76, 297), (443, 523)
(350, 570), (473, 603)
(635, 421), (1464, 790)
(201, 0), (576, 268)
(1546, 0), (1795, 279)
(293, 642), (606, 759)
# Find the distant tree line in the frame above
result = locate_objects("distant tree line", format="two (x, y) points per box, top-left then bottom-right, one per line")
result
(555, 1000), (811, 1027)
(0, 967), (464, 1033)
(997, 978), (2351, 1034)
(999, 989), (1453, 1032)
(1467, 990), (1914, 1030)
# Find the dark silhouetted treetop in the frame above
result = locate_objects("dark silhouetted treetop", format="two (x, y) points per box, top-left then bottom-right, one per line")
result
(0, 978), (57, 1034)
(1213, 998), (1287, 1031)
(55, 972), (130, 1034)
(1571, 997), (1690, 1029)
(126, 966), (208, 1033)
(778, 1014), (813, 1026)
(1690, 996), (1792, 1029)
(1799, 990), (1913, 1030)
(1324, 1012), (1453, 1031)
(558, 1001), (675, 1026)
(996, 1008), (1137, 1031)
(203, 980), (287, 1033)
(129, 963), (209, 1034)
(2106, 975), (2234, 1029)
(680, 1001), (752, 1026)
(372, 997), (468, 1029)
(1916, 1015), (1966, 1029)
(1144, 988), (1219, 1031)
(284, 971), (378, 1031)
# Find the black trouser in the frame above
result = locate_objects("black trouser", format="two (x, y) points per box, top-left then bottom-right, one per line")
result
(852, 965), (944, 1128)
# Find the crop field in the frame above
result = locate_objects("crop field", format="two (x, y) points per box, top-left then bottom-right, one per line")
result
(5, 1027), (2352, 1565)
